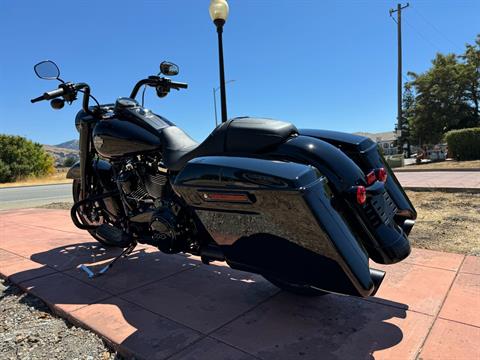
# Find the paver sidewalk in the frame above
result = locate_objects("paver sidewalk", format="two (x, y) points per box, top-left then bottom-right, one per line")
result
(1, 208), (479, 360)
(395, 171), (480, 191)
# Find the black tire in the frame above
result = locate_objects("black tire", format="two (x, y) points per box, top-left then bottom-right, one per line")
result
(263, 275), (328, 297)
(72, 179), (118, 247)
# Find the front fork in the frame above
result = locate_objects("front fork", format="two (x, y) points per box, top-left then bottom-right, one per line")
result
(78, 121), (92, 201)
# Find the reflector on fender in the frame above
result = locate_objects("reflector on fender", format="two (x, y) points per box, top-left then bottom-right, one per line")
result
(201, 192), (252, 203)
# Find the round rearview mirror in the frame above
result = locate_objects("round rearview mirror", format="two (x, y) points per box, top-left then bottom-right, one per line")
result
(34, 60), (60, 80)
(160, 61), (179, 76)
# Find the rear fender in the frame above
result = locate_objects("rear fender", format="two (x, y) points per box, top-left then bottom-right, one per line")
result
(299, 129), (417, 220)
(291, 131), (413, 264)
(273, 135), (366, 193)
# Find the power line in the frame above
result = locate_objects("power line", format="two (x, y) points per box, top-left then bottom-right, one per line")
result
(412, 7), (457, 48)
(403, 16), (442, 51)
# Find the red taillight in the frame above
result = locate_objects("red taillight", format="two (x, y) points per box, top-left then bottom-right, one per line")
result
(376, 167), (388, 182)
(356, 186), (367, 205)
(366, 170), (376, 185)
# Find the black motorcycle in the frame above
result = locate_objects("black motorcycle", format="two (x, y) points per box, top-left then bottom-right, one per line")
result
(31, 60), (416, 297)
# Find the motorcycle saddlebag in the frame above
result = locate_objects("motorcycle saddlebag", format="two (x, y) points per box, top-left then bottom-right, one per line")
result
(173, 156), (383, 297)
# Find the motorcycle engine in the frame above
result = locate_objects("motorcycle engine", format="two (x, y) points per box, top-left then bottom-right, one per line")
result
(116, 155), (168, 205)
(115, 155), (197, 254)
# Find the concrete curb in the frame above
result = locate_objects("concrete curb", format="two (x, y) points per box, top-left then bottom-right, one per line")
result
(0, 182), (72, 190)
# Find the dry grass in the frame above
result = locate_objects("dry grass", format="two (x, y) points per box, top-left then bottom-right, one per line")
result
(406, 190), (480, 255)
(0, 169), (72, 188)
(404, 160), (480, 170)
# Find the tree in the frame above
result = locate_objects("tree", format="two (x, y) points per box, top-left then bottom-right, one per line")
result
(401, 83), (415, 148)
(63, 157), (76, 167)
(408, 53), (471, 144)
(405, 35), (480, 146)
(0, 134), (55, 183)
(460, 35), (480, 125)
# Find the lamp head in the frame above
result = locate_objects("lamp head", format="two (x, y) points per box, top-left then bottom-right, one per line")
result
(209, 0), (229, 25)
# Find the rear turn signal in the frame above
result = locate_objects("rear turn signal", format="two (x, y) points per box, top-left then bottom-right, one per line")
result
(375, 167), (388, 182)
(356, 186), (367, 205)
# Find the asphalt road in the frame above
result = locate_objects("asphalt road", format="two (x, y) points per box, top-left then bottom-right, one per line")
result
(0, 184), (72, 210)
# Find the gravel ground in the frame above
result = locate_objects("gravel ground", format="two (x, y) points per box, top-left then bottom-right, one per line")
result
(0, 279), (121, 360)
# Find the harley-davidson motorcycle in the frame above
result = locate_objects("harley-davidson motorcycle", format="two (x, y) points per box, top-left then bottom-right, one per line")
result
(31, 60), (416, 297)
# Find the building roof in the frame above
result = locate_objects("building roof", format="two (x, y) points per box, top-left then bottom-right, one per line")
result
(353, 131), (396, 142)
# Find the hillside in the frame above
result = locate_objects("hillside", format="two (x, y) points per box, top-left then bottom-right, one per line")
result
(43, 140), (79, 166)
(55, 139), (79, 150)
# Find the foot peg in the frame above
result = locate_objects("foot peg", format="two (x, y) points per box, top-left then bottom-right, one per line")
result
(80, 242), (137, 279)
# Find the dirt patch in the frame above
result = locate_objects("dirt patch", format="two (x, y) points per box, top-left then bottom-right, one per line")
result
(0, 280), (121, 359)
(406, 190), (480, 255)
(37, 202), (73, 210)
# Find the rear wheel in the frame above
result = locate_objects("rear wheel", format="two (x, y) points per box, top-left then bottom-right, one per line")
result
(263, 275), (328, 297)
(72, 179), (121, 247)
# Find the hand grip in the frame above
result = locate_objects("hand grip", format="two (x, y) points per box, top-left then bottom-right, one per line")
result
(30, 87), (65, 103)
(170, 81), (188, 89)
(43, 87), (65, 99)
(30, 95), (45, 103)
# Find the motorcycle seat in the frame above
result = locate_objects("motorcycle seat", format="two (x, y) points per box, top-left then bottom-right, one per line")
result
(160, 117), (298, 171)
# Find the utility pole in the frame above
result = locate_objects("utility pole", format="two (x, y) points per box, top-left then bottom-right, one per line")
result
(390, 3), (409, 156)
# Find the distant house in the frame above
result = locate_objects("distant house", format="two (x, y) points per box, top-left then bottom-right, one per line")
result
(353, 131), (398, 155)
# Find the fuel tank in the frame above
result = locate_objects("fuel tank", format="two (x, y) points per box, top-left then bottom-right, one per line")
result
(93, 119), (162, 158)
(91, 98), (173, 159)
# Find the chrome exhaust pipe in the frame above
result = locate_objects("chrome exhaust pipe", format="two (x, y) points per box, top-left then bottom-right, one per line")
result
(369, 268), (386, 296)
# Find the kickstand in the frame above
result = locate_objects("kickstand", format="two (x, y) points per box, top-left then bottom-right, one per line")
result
(80, 242), (137, 279)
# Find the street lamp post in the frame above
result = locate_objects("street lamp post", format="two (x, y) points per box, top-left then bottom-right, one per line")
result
(213, 79), (235, 126)
(209, 0), (229, 123)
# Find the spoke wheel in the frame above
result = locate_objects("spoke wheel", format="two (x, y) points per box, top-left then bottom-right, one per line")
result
(72, 179), (121, 247)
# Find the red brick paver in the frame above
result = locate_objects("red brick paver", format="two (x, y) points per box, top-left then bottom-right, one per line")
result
(1, 208), (479, 360)
(395, 171), (480, 190)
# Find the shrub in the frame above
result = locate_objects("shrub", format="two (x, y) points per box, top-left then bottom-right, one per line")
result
(445, 128), (480, 160)
(0, 134), (55, 183)
(63, 157), (76, 167)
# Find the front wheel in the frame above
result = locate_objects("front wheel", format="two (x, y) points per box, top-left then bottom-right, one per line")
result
(263, 275), (328, 297)
(72, 179), (120, 247)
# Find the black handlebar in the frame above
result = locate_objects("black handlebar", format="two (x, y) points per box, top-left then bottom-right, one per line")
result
(30, 82), (92, 115)
(170, 81), (188, 89)
(32, 76), (187, 111)
(130, 76), (188, 99)
(30, 95), (45, 103)
(30, 87), (65, 103)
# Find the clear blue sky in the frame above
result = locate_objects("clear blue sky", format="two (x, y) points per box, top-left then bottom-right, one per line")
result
(1, 0), (479, 145)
